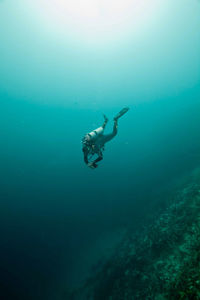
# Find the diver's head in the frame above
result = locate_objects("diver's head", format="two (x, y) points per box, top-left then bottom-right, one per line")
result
(82, 134), (91, 146)
(84, 134), (91, 142)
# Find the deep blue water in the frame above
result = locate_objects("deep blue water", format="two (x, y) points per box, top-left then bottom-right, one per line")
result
(1, 94), (200, 299)
(0, 1), (200, 299)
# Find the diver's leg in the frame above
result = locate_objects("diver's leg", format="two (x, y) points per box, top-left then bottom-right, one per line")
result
(91, 114), (108, 138)
(102, 120), (118, 144)
(114, 107), (129, 121)
(102, 107), (129, 143)
(112, 120), (118, 135)
(102, 114), (109, 129)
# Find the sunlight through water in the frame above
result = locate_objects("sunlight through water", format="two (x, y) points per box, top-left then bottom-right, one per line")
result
(25, 0), (163, 45)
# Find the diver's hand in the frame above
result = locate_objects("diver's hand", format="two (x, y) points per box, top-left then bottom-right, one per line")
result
(87, 162), (95, 169)
(87, 162), (98, 169)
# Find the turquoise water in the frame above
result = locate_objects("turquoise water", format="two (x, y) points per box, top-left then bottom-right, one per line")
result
(0, 1), (200, 299)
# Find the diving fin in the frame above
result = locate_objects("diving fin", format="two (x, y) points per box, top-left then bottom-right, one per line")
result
(114, 107), (129, 121)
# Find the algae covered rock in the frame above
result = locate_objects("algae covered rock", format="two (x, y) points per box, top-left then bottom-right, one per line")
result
(73, 167), (200, 299)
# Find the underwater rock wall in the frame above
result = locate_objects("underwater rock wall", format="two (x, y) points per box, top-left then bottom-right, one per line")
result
(72, 167), (200, 300)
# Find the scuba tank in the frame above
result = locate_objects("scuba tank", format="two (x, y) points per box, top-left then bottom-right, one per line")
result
(82, 126), (104, 144)
(87, 126), (104, 140)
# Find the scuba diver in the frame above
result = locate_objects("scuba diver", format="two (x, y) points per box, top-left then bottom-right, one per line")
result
(82, 107), (129, 169)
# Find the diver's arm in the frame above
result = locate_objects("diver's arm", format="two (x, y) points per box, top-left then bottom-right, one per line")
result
(91, 150), (103, 168)
(82, 147), (89, 164)
(93, 154), (103, 164)
(84, 154), (89, 164)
